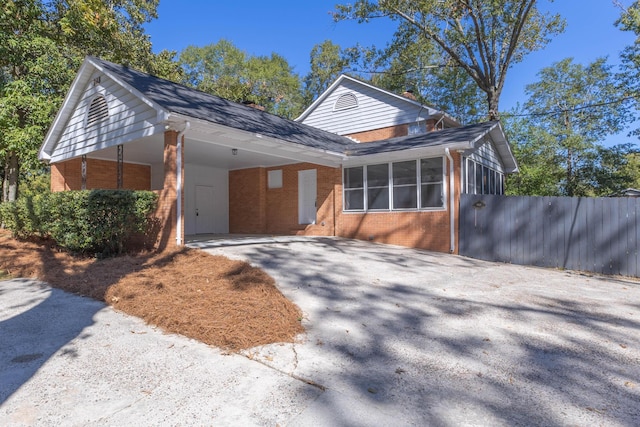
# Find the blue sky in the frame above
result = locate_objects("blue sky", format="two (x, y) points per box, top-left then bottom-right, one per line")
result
(145, 1), (637, 141)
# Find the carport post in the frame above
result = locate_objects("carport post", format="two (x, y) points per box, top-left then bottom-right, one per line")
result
(175, 122), (190, 246)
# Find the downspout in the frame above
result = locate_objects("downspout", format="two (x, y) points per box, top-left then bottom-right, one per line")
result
(176, 122), (190, 246)
(445, 148), (455, 254)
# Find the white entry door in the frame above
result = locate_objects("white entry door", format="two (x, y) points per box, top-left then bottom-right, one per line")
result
(195, 185), (215, 234)
(298, 169), (317, 225)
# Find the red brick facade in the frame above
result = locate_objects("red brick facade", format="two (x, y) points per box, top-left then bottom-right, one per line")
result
(51, 158), (150, 191)
(52, 130), (463, 254)
(228, 153), (462, 254)
(346, 119), (437, 142)
(229, 163), (340, 236)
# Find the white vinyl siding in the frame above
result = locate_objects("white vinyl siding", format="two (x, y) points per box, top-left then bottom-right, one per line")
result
(301, 78), (437, 136)
(50, 71), (159, 163)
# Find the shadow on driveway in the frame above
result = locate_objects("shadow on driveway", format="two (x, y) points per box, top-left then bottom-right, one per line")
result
(0, 279), (103, 404)
(200, 237), (640, 426)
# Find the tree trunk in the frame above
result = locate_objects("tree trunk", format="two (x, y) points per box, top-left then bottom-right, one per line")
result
(2, 151), (19, 202)
(487, 90), (500, 121)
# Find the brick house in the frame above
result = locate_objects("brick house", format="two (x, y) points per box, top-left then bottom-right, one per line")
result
(39, 57), (517, 252)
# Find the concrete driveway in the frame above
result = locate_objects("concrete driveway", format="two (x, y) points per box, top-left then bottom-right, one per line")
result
(2, 237), (639, 426)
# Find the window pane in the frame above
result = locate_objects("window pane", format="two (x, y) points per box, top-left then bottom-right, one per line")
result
(475, 162), (482, 195)
(344, 167), (363, 189)
(393, 161), (417, 185)
(467, 160), (474, 194)
(489, 170), (496, 195)
(344, 189), (364, 210)
(408, 121), (427, 135)
(367, 163), (389, 187)
(393, 185), (417, 209)
(421, 183), (443, 208)
(421, 158), (443, 183)
(368, 187), (389, 210)
(482, 166), (489, 194)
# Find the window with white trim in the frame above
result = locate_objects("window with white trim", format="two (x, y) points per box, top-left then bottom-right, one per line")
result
(367, 163), (389, 210)
(393, 161), (418, 209)
(463, 158), (505, 195)
(344, 166), (364, 210)
(421, 158), (444, 208)
(343, 157), (445, 212)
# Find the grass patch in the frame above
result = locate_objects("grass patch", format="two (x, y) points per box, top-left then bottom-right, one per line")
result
(0, 229), (303, 351)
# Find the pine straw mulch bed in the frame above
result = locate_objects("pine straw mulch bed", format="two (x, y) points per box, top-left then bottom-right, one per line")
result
(0, 230), (303, 351)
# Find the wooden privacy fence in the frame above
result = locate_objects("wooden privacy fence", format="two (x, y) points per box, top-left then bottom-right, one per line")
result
(459, 194), (640, 277)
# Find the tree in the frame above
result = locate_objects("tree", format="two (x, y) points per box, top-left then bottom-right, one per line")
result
(523, 58), (632, 196)
(333, 0), (565, 120)
(505, 58), (637, 196)
(178, 40), (303, 118)
(0, 0), (179, 202)
(616, 1), (640, 137)
(303, 40), (350, 105)
(364, 29), (485, 124)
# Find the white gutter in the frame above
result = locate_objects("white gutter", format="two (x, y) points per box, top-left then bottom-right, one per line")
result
(176, 122), (190, 246)
(445, 148), (455, 253)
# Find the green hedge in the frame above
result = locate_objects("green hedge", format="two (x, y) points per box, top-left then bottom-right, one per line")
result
(0, 190), (157, 255)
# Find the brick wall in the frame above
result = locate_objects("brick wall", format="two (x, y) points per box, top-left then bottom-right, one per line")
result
(346, 120), (438, 143)
(228, 154), (461, 254)
(264, 163), (339, 235)
(229, 163), (340, 236)
(50, 158), (150, 191)
(229, 168), (267, 233)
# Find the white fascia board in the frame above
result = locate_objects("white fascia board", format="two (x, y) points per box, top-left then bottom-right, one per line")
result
(39, 57), (169, 162)
(490, 122), (518, 173)
(39, 60), (94, 161)
(341, 142), (470, 167)
(170, 113), (346, 168)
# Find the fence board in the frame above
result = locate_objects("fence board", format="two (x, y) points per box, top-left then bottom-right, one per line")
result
(459, 194), (640, 278)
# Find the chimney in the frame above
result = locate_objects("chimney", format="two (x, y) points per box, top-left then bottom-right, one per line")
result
(402, 90), (416, 101)
(242, 100), (265, 111)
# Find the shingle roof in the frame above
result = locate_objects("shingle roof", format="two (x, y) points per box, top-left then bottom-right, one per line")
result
(345, 121), (499, 156)
(92, 57), (353, 153)
(90, 57), (512, 167)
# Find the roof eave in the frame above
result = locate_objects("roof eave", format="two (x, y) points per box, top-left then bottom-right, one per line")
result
(39, 59), (94, 162)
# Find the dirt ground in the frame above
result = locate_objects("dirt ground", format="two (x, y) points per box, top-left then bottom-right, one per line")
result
(0, 230), (303, 350)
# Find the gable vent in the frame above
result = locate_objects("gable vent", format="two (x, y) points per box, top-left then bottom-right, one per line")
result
(86, 95), (109, 127)
(334, 93), (358, 111)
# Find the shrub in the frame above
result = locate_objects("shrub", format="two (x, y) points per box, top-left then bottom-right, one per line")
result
(1, 190), (158, 255)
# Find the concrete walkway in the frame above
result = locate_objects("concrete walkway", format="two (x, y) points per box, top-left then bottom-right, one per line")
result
(2, 237), (639, 426)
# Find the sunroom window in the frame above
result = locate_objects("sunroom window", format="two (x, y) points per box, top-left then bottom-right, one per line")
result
(421, 158), (444, 208)
(367, 163), (389, 210)
(392, 161), (418, 209)
(464, 158), (505, 195)
(344, 166), (364, 211)
(343, 157), (445, 212)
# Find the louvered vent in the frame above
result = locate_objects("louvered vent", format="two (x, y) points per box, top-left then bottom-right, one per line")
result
(334, 93), (358, 111)
(86, 95), (109, 127)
